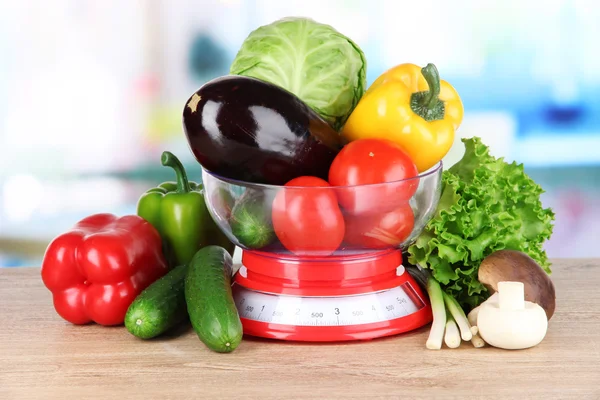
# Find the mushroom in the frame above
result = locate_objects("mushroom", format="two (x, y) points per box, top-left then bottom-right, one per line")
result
(476, 281), (548, 350)
(467, 293), (498, 348)
(478, 250), (556, 320)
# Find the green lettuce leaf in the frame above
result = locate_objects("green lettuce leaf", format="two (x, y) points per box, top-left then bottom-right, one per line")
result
(407, 137), (555, 310)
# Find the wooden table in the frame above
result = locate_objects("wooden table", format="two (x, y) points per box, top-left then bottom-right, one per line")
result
(1, 259), (599, 399)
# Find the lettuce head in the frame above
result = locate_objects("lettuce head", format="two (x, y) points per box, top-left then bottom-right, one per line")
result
(407, 137), (555, 310)
(229, 17), (367, 131)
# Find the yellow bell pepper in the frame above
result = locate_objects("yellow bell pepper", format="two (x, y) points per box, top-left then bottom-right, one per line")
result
(340, 63), (464, 172)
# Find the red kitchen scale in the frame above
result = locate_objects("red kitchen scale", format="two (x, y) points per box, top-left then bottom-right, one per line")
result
(200, 159), (443, 343)
(230, 248), (432, 342)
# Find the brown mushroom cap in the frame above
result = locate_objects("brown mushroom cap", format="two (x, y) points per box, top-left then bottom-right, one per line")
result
(478, 250), (556, 320)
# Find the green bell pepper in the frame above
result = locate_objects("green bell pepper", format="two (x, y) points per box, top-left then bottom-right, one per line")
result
(137, 151), (235, 267)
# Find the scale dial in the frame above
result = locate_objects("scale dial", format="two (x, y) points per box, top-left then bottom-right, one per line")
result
(233, 283), (424, 327)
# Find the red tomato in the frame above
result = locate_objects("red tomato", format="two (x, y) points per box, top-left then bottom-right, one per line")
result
(272, 176), (345, 256)
(344, 203), (415, 249)
(328, 138), (419, 215)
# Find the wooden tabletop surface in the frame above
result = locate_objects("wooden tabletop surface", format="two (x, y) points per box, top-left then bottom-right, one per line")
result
(1, 259), (599, 400)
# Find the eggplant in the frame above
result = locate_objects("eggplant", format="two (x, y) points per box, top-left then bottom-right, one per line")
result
(182, 75), (342, 185)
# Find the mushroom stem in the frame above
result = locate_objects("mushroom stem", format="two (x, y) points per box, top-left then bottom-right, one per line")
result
(498, 281), (525, 310)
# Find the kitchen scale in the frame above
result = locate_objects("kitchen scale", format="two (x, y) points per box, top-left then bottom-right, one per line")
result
(200, 161), (442, 343)
(231, 248), (432, 342)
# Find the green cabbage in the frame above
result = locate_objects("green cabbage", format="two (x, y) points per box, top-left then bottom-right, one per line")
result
(229, 17), (367, 131)
(407, 137), (555, 311)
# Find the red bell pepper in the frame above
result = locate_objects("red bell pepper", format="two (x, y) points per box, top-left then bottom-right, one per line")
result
(41, 213), (169, 326)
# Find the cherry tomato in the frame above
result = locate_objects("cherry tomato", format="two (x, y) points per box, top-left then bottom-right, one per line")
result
(328, 138), (419, 215)
(344, 203), (415, 249)
(272, 176), (345, 256)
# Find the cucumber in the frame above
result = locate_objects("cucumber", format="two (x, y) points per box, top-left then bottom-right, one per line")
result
(185, 246), (243, 353)
(124, 264), (188, 339)
(230, 189), (276, 249)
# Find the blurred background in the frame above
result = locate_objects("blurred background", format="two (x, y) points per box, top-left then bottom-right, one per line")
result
(0, 0), (598, 267)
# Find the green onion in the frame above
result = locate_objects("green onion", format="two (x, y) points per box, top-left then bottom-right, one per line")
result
(443, 292), (473, 341)
(444, 313), (461, 348)
(425, 274), (446, 350)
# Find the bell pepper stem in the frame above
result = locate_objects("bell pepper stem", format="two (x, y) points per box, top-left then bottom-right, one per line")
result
(422, 63), (441, 108)
(410, 63), (446, 122)
(161, 151), (191, 193)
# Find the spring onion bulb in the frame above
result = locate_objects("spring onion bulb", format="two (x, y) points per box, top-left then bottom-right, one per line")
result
(425, 275), (446, 350)
(444, 314), (461, 349)
(443, 292), (473, 341)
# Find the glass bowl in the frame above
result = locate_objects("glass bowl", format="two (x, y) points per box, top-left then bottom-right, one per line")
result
(201, 162), (443, 259)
